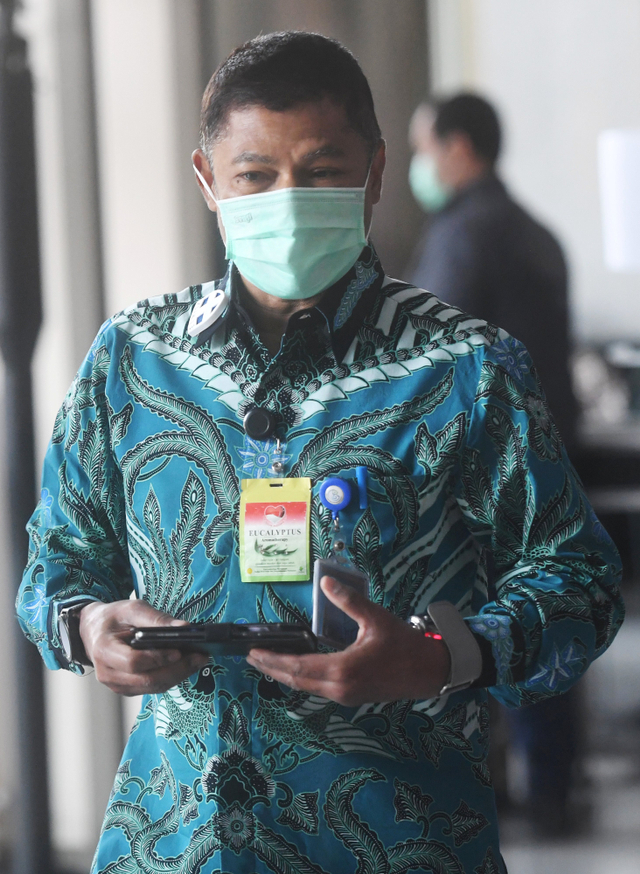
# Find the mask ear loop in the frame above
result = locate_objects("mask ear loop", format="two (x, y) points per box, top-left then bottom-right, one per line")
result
(362, 159), (373, 191)
(193, 163), (219, 205)
(194, 163), (233, 257)
(363, 159), (374, 239)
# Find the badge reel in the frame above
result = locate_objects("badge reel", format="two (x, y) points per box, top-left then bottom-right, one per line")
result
(319, 477), (352, 563)
(313, 477), (369, 649)
(242, 406), (286, 476)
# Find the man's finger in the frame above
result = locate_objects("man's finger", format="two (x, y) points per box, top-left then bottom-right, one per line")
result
(101, 631), (206, 674)
(116, 640), (183, 671)
(118, 599), (179, 627)
(246, 652), (332, 696)
(320, 575), (380, 626)
(247, 649), (337, 680)
(98, 651), (208, 695)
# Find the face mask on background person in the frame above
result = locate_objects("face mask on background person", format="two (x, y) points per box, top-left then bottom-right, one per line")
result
(408, 153), (452, 213)
(194, 165), (369, 300)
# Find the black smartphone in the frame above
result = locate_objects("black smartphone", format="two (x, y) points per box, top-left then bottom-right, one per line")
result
(312, 558), (369, 649)
(129, 622), (317, 656)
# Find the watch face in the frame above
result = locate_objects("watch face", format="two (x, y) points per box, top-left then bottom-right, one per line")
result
(409, 615), (434, 633)
(59, 615), (72, 661)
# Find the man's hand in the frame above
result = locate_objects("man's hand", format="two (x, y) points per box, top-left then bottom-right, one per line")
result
(246, 576), (451, 706)
(79, 600), (209, 696)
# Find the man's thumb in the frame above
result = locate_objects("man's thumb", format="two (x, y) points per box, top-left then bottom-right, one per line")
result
(320, 574), (371, 623)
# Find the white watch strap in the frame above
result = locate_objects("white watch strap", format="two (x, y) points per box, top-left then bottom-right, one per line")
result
(427, 601), (483, 693)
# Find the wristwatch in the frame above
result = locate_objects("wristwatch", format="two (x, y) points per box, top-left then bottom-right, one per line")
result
(409, 601), (483, 694)
(58, 601), (94, 669)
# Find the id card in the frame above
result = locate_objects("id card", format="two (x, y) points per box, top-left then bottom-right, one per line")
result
(239, 477), (311, 582)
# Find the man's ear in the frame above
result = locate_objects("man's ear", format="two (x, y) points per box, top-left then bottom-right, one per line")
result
(448, 132), (475, 163)
(369, 140), (386, 205)
(192, 149), (217, 213)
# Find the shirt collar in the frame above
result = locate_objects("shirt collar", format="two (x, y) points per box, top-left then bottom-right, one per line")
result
(220, 243), (385, 362)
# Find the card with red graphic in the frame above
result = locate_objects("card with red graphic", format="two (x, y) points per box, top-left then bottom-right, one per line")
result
(239, 478), (311, 582)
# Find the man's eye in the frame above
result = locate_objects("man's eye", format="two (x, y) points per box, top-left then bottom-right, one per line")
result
(312, 168), (339, 179)
(240, 171), (263, 182)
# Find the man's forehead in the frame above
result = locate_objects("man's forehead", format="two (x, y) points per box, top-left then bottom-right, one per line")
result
(211, 100), (363, 158)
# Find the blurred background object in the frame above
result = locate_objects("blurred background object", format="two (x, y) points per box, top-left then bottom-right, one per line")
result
(0, 1), (638, 871)
(599, 128), (640, 274)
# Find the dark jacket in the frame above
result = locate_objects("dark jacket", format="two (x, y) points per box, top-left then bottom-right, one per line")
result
(408, 173), (577, 446)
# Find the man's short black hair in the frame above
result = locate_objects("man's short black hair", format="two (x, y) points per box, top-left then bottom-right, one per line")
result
(200, 31), (382, 159)
(433, 93), (501, 165)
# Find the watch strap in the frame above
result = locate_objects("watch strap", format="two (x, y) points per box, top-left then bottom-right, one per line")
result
(426, 601), (483, 694)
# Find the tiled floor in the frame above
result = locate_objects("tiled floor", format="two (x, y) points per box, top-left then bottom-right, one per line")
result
(500, 611), (640, 873)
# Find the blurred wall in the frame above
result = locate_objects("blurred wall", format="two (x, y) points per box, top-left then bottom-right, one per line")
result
(429, 0), (640, 344)
(92, 0), (214, 317)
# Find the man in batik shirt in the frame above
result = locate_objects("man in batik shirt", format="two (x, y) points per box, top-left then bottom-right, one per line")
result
(17, 32), (623, 874)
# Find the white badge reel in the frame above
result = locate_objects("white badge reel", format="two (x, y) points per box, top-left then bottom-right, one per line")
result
(188, 288), (230, 337)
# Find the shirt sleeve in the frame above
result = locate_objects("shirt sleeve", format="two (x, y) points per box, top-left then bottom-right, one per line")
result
(453, 335), (624, 707)
(16, 326), (133, 673)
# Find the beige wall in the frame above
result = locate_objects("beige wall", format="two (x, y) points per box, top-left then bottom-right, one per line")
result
(92, 0), (213, 317)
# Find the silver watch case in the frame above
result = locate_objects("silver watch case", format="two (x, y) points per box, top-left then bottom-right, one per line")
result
(58, 601), (94, 668)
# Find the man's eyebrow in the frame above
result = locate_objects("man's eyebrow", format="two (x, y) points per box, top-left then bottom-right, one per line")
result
(231, 151), (276, 165)
(230, 145), (346, 166)
(302, 146), (345, 161)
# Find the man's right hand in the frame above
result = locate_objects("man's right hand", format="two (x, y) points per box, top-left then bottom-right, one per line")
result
(79, 599), (209, 696)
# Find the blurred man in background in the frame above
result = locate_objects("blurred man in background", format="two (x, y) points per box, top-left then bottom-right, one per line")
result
(406, 92), (581, 836)
(407, 94), (577, 449)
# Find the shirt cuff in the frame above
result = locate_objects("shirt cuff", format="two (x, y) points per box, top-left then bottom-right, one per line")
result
(465, 612), (526, 688)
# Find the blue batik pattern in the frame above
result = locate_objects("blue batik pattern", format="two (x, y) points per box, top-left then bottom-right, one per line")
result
(16, 248), (623, 874)
(236, 436), (291, 478)
(333, 250), (378, 329)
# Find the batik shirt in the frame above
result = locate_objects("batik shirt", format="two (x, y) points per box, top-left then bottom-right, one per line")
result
(17, 246), (623, 874)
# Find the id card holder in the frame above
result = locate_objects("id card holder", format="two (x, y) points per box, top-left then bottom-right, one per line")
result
(239, 477), (311, 583)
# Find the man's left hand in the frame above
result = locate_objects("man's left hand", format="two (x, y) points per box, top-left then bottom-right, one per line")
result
(246, 575), (451, 706)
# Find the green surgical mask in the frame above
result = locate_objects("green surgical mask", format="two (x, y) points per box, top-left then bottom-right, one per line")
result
(194, 166), (368, 300)
(408, 153), (452, 212)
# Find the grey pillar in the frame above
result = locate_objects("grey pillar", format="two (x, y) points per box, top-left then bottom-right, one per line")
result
(0, 1), (49, 870)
